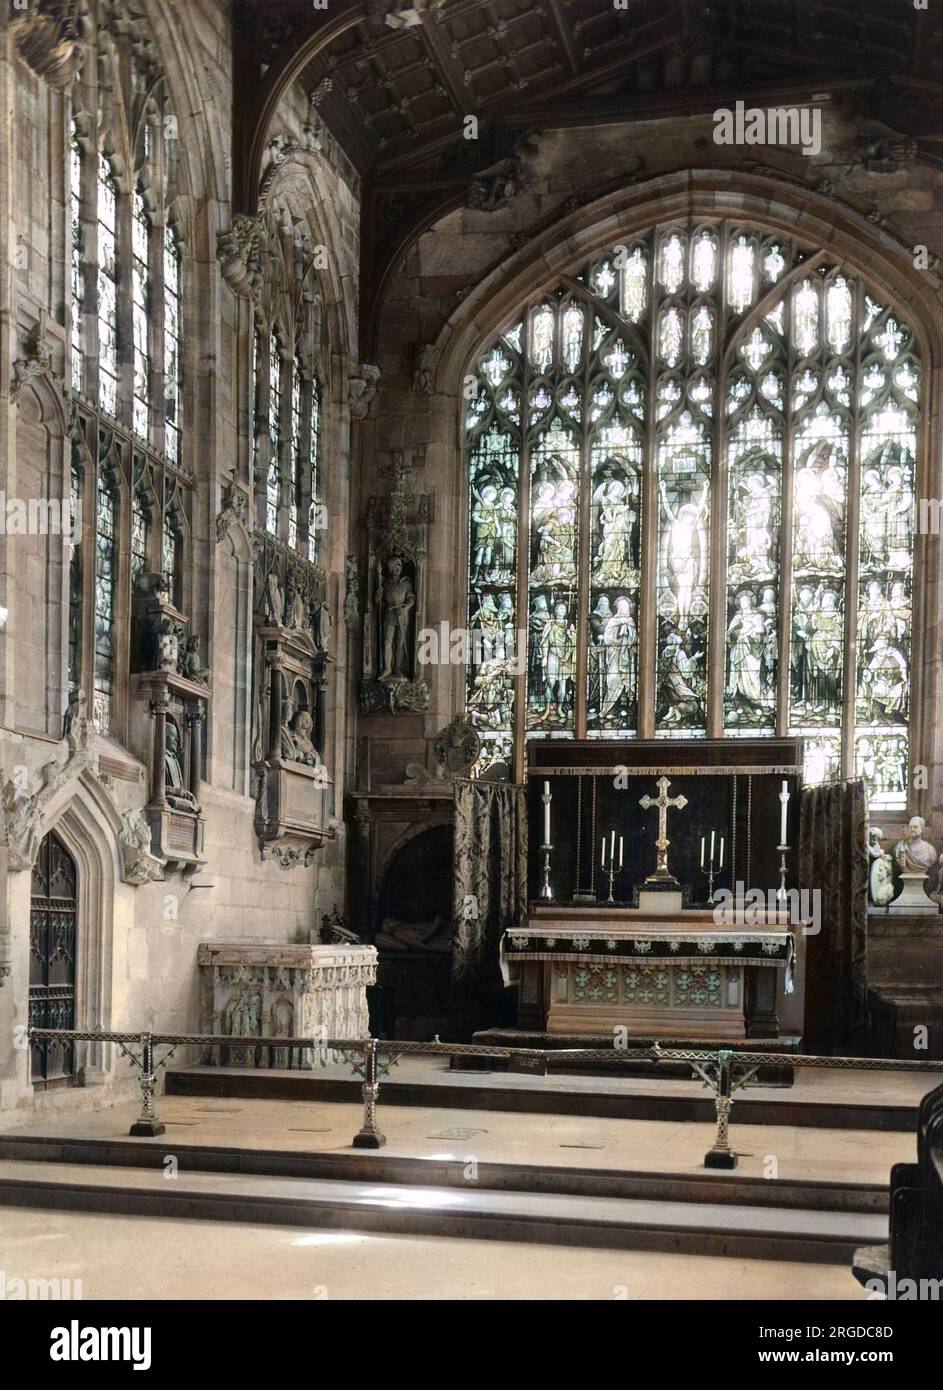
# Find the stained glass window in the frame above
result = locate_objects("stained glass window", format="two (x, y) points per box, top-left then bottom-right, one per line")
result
(289, 361), (303, 550)
(464, 220), (921, 802)
(63, 27), (189, 737)
(96, 156), (119, 416)
(69, 122), (84, 396)
(266, 335), (282, 535)
(162, 509), (180, 605)
(131, 485), (151, 585)
(163, 226), (182, 463)
(93, 449), (118, 734)
(68, 445), (84, 697)
(132, 187), (150, 440)
(308, 376), (321, 563)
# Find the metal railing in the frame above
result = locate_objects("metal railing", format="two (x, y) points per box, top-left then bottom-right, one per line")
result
(25, 1028), (943, 1169)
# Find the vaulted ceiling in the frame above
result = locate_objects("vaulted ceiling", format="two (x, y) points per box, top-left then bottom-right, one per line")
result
(230, 0), (943, 347)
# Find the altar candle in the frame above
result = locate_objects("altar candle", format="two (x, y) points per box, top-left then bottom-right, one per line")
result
(611, 830), (615, 861)
(710, 830), (715, 862)
(780, 780), (789, 845)
(718, 836), (724, 871)
(601, 837), (606, 868)
(543, 781), (551, 845)
(700, 837), (705, 869)
(619, 836), (624, 869)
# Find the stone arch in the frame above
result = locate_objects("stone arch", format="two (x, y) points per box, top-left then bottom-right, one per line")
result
(423, 169), (943, 806)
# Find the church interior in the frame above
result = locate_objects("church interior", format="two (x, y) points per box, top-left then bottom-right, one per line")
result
(1, 0), (943, 1323)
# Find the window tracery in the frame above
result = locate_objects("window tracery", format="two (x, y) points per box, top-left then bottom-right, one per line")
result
(465, 220), (920, 808)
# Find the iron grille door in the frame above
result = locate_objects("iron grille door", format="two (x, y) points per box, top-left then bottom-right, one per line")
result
(29, 832), (77, 1089)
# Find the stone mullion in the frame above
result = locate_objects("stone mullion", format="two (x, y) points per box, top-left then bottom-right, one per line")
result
(841, 279), (865, 783)
(513, 334), (532, 785)
(707, 223), (730, 739)
(574, 312), (592, 740)
(776, 286), (796, 739)
(637, 238), (659, 738)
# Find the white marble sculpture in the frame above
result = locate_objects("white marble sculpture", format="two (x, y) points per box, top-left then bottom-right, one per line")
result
(891, 815), (939, 914)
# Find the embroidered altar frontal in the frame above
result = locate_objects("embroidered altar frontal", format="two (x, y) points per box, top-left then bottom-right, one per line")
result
(506, 917), (794, 1039)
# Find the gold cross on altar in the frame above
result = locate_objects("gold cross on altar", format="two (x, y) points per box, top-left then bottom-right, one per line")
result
(639, 777), (688, 883)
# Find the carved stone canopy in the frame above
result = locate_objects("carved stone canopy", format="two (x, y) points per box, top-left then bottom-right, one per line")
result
(12, 1), (86, 91)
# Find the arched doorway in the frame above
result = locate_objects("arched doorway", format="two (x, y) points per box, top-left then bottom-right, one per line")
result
(29, 831), (78, 1090)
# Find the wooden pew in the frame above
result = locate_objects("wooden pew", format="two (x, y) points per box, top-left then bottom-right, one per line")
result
(854, 1080), (943, 1293)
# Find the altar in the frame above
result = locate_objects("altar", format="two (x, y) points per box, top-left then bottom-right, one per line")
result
(506, 908), (794, 1039)
(504, 737), (806, 1042)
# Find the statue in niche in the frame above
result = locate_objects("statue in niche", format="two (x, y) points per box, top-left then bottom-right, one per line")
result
(270, 996), (293, 1037)
(223, 987), (262, 1037)
(265, 570), (285, 626)
(164, 720), (199, 812)
(157, 618), (180, 671)
(660, 477), (709, 623)
(180, 635), (210, 684)
(868, 827), (896, 908)
(288, 710), (320, 766)
(285, 576), (308, 631)
(894, 816), (938, 877)
(379, 554), (415, 681)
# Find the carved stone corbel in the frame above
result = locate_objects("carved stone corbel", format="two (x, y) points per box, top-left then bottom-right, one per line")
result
(216, 468), (249, 546)
(216, 214), (264, 299)
(1, 690), (90, 871)
(12, 0), (86, 91)
(118, 808), (165, 885)
(348, 364), (381, 420)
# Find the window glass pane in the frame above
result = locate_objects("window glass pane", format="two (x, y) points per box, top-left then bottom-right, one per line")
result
(97, 157), (119, 416)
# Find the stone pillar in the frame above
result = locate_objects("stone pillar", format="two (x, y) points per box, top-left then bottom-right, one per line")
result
(150, 693), (168, 807)
(188, 702), (204, 800)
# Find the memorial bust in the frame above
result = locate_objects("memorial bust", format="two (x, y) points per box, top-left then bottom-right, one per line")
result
(894, 815), (938, 875)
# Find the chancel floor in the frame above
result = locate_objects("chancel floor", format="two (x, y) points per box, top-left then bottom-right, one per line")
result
(0, 1205), (869, 1302)
(0, 1067), (932, 1300)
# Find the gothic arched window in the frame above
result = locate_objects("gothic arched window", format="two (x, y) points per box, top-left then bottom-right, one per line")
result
(251, 208), (326, 562)
(66, 14), (191, 738)
(464, 221), (920, 809)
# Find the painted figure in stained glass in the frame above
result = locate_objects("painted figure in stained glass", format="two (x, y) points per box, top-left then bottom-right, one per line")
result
(592, 470), (639, 588)
(793, 442), (844, 573)
(726, 591), (775, 718)
(659, 473), (709, 623)
(728, 458), (777, 585)
(471, 483), (501, 582)
(529, 597), (575, 723)
(597, 596), (637, 721)
(793, 585), (843, 717)
(658, 632), (704, 727)
(531, 462), (578, 585)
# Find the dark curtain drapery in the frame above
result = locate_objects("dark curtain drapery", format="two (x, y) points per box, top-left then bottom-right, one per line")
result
(451, 781), (527, 1014)
(798, 779), (869, 1052)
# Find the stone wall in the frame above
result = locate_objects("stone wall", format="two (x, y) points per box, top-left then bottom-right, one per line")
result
(0, 0), (360, 1117)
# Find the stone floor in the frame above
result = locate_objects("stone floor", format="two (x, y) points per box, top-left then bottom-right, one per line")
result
(0, 1204), (869, 1301)
(1, 1091), (917, 1184)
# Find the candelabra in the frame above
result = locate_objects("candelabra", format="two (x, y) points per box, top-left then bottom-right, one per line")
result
(703, 854), (718, 904)
(776, 843), (789, 903)
(605, 857), (617, 904)
(538, 842), (554, 902)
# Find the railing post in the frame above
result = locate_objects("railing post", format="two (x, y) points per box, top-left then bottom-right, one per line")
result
(352, 1038), (386, 1149)
(129, 1033), (166, 1138)
(704, 1049), (737, 1169)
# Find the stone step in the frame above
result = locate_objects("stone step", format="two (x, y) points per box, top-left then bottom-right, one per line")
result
(0, 1157), (888, 1265)
(165, 1063), (926, 1132)
(0, 1132), (887, 1213)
